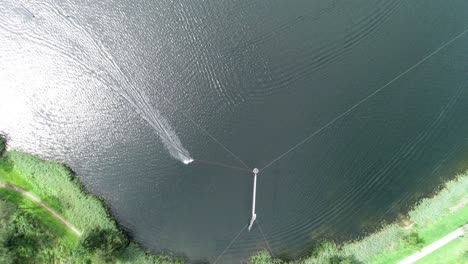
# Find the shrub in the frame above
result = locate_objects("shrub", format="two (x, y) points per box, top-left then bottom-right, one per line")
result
(7, 209), (57, 263)
(1, 150), (182, 263)
(329, 255), (356, 264)
(0, 134), (6, 157)
(402, 232), (424, 250)
(250, 250), (283, 264)
(1, 151), (118, 233)
(80, 228), (128, 262)
(118, 243), (184, 264)
(311, 241), (339, 258)
(0, 200), (14, 264)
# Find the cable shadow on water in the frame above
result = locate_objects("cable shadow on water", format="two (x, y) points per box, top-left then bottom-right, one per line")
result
(257, 220), (274, 255)
(211, 221), (274, 264)
(152, 89), (251, 170)
(195, 159), (252, 174)
(19, 1), (249, 168)
(213, 223), (249, 264)
(260, 26), (468, 172)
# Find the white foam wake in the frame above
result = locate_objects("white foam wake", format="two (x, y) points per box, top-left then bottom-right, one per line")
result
(112, 81), (194, 164)
(13, 1), (194, 164)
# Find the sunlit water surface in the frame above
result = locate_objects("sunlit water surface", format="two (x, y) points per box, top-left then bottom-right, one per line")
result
(1, 0), (468, 262)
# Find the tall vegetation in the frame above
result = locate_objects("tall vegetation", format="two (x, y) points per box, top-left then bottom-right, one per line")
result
(1, 151), (119, 233)
(251, 171), (468, 264)
(0, 196), (82, 263)
(0, 133), (5, 157)
(250, 250), (283, 264)
(0, 134), (182, 263)
(0, 199), (14, 263)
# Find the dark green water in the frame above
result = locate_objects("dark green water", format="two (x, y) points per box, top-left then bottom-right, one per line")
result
(1, 0), (468, 262)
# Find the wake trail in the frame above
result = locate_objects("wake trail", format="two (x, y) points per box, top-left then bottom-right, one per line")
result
(13, 1), (193, 164)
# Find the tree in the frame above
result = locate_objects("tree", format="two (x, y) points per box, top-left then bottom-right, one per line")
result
(311, 241), (339, 257)
(6, 210), (55, 263)
(0, 247), (13, 264)
(0, 200), (14, 264)
(0, 133), (6, 157)
(80, 228), (128, 262)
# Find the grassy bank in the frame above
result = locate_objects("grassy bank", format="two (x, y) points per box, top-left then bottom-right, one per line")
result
(0, 151), (119, 235)
(0, 187), (79, 247)
(1, 197), (63, 263)
(0, 134), (182, 263)
(418, 235), (468, 263)
(251, 171), (468, 264)
(1, 133), (466, 263)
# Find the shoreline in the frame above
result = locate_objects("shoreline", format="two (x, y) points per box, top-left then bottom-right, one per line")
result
(0, 134), (183, 263)
(1, 134), (467, 263)
(0, 181), (82, 236)
(251, 171), (468, 263)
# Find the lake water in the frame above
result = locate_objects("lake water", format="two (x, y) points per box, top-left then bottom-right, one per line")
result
(1, 0), (468, 262)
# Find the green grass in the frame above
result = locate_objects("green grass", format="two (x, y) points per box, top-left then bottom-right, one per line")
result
(417, 236), (468, 264)
(0, 188), (79, 247)
(0, 144), (182, 263)
(251, 172), (468, 264)
(0, 151), (118, 233)
(364, 175), (468, 264)
(4, 134), (465, 264)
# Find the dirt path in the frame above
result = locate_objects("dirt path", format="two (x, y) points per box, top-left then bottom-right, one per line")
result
(397, 227), (465, 264)
(0, 181), (82, 236)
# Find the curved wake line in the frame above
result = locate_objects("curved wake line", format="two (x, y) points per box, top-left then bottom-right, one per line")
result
(6, 1), (194, 164)
(123, 91), (194, 164)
